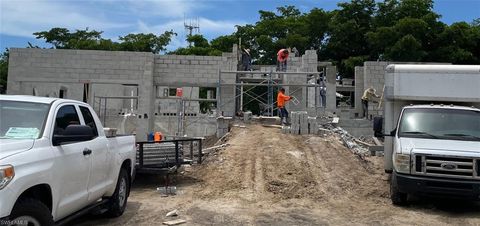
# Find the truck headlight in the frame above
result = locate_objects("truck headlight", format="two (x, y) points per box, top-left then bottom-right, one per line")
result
(0, 165), (15, 190)
(393, 153), (410, 174)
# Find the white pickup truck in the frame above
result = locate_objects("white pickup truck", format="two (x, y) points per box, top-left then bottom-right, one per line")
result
(0, 95), (136, 225)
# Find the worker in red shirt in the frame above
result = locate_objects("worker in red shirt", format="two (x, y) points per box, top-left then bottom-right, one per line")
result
(277, 88), (291, 125)
(277, 48), (289, 72)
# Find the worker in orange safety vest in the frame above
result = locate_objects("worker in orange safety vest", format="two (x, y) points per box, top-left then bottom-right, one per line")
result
(277, 87), (292, 125)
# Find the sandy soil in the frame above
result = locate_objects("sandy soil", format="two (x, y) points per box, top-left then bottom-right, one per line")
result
(73, 124), (480, 226)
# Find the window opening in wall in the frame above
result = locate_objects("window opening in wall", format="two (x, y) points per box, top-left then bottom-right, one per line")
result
(122, 84), (139, 112)
(59, 88), (67, 99)
(199, 87), (217, 114)
(83, 83), (90, 103)
(169, 88), (177, 97)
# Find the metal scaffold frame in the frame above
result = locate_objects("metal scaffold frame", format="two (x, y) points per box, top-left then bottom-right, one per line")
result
(217, 70), (327, 117)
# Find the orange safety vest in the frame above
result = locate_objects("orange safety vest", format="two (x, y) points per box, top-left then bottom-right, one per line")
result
(277, 92), (291, 108)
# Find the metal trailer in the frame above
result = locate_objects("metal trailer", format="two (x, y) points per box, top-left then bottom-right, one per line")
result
(135, 138), (203, 174)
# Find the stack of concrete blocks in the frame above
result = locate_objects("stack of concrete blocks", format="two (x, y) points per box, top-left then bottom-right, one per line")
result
(243, 111), (252, 122)
(290, 111), (309, 135)
(354, 66), (365, 118)
(308, 117), (318, 134)
(216, 116), (231, 138)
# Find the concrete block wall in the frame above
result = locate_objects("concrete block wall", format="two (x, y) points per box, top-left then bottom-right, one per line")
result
(354, 66), (365, 117)
(325, 65), (337, 112)
(153, 51), (237, 117)
(153, 86), (200, 115)
(153, 115), (217, 137)
(362, 61), (389, 118)
(338, 118), (374, 137)
(283, 50), (318, 113)
(7, 48), (154, 140)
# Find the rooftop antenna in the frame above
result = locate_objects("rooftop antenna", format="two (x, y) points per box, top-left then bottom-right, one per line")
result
(184, 15), (200, 47)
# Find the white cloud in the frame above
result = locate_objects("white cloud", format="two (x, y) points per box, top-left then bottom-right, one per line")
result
(0, 0), (131, 37)
(0, 0), (244, 51)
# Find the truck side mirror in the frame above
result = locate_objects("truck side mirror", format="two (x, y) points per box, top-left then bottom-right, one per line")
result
(389, 129), (397, 137)
(53, 125), (95, 146)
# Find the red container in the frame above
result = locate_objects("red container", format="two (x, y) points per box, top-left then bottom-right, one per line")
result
(176, 88), (183, 97)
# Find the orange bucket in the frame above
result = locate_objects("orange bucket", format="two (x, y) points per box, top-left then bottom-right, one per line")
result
(154, 132), (163, 142)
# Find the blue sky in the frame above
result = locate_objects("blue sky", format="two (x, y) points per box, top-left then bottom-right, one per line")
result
(1, 0), (479, 52)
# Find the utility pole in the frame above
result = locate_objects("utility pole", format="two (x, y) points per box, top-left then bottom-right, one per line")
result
(184, 16), (200, 47)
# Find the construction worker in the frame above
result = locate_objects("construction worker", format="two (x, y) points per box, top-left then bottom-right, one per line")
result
(241, 48), (252, 71)
(277, 88), (292, 125)
(277, 49), (289, 72)
(361, 87), (380, 119)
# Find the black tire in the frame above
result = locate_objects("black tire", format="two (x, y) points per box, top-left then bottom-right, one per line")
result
(9, 198), (53, 226)
(105, 168), (130, 217)
(391, 174), (408, 206)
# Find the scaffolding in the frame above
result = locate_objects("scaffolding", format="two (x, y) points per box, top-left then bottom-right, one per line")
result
(147, 69), (330, 136)
(93, 95), (139, 127)
(217, 70), (327, 117)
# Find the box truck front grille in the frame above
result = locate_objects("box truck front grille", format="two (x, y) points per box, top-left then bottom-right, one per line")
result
(413, 155), (479, 180)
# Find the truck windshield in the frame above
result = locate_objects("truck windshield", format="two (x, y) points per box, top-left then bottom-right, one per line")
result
(0, 100), (50, 139)
(398, 108), (480, 141)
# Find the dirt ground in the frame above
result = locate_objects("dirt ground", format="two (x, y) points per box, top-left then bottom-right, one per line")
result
(73, 124), (480, 226)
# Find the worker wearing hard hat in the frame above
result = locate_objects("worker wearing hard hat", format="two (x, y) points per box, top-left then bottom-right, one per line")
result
(361, 87), (380, 119)
(277, 88), (292, 125)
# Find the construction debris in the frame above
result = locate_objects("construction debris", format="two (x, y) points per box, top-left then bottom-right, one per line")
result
(214, 132), (231, 146)
(332, 127), (369, 157)
(166, 209), (179, 217)
(372, 137), (383, 146)
(202, 144), (230, 154)
(162, 219), (186, 226)
(157, 186), (177, 196)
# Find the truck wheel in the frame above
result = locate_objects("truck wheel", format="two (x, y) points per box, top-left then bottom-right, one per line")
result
(105, 168), (130, 217)
(390, 174), (408, 206)
(9, 198), (54, 226)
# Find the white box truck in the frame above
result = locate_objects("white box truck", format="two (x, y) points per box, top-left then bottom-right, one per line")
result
(374, 64), (480, 205)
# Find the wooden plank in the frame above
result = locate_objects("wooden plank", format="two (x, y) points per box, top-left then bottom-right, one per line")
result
(163, 219), (187, 225)
(372, 137), (383, 146)
(262, 124), (283, 128)
(377, 85), (385, 110)
(354, 138), (373, 147)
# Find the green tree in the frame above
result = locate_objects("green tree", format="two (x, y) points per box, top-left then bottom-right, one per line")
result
(323, 0), (376, 76)
(429, 21), (480, 63)
(388, 34), (426, 61)
(33, 27), (175, 54)
(170, 34), (222, 56)
(119, 31), (176, 54)
(0, 49), (8, 94)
